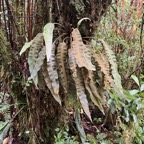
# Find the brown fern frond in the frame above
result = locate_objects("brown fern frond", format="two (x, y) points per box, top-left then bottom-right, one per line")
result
(82, 69), (105, 113)
(68, 48), (92, 121)
(42, 60), (61, 105)
(57, 42), (68, 93)
(68, 48), (77, 78)
(75, 68), (92, 121)
(93, 52), (114, 89)
(99, 39), (122, 90)
(47, 44), (59, 96)
(71, 28), (95, 71)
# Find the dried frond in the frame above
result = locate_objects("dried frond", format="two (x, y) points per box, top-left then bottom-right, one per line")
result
(68, 48), (92, 121)
(71, 28), (95, 71)
(42, 60), (61, 105)
(47, 44), (60, 98)
(57, 42), (68, 93)
(75, 68), (92, 121)
(93, 52), (114, 89)
(68, 48), (77, 78)
(82, 69), (105, 113)
(99, 39), (123, 90)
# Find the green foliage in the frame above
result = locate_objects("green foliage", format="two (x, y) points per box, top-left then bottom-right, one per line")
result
(121, 75), (144, 144)
(54, 128), (79, 144)
(94, 1), (144, 143)
(107, 74), (144, 144)
(87, 129), (123, 144)
(96, 0), (142, 80)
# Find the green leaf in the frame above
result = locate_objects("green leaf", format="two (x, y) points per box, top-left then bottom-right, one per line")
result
(132, 113), (138, 125)
(136, 103), (143, 110)
(131, 75), (140, 87)
(129, 89), (139, 95)
(96, 133), (107, 140)
(43, 23), (54, 62)
(0, 120), (12, 143)
(0, 121), (9, 131)
(87, 134), (98, 144)
(20, 40), (33, 55)
(140, 84), (144, 92)
(74, 108), (86, 144)
(124, 108), (129, 122)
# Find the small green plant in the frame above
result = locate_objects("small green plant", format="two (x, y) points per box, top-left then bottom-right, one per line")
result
(121, 74), (144, 144)
(54, 128), (79, 144)
(0, 93), (10, 132)
(108, 74), (144, 144)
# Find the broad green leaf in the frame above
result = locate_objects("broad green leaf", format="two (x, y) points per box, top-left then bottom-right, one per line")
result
(136, 103), (143, 111)
(43, 23), (54, 62)
(20, 40), (33, 55)
(131, 75), (140, 87)
(101, 141), (108, 144)
(140, 84), (144, 92)
(124, 90), (136, 102)
(129, 89), (139, 95)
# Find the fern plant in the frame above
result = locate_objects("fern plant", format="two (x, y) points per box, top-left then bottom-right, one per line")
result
(20, 21), (123, 143)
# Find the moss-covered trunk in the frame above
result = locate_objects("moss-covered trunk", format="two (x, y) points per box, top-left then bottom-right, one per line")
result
(1, 0), (112, 143)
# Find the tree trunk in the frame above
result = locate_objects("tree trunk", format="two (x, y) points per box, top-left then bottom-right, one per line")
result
(1, 0), (112, 143)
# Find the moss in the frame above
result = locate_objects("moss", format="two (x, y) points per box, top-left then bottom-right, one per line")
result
(69, 0), (85, 19)
(0, 29), (9, 65)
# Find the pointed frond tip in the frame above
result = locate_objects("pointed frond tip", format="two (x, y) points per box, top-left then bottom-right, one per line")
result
(20, 40), (33, 55)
